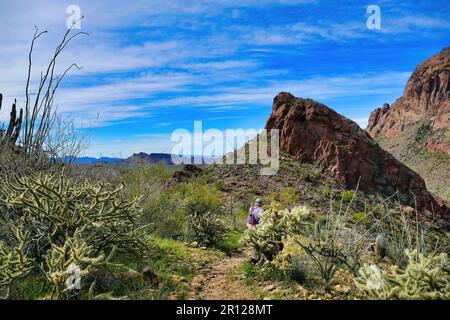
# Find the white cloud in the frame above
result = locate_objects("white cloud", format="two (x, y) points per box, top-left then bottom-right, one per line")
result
(382, 15), (450, 34)
(144, 71), (410, 109)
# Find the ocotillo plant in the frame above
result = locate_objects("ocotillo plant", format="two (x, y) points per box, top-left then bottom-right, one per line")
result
(0, 93), (23, 146)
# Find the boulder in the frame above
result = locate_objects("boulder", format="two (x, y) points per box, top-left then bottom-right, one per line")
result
(166, 164), (202, 187)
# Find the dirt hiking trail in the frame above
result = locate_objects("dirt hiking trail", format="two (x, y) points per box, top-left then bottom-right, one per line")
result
(190, 253), (258, 300)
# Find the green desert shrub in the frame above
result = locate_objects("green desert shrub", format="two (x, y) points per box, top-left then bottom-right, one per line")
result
(415, 123), (432, 143)
(185, 209), (227, 247)
(120, 163), (172, 199)
(352, 211), (370, 226)
(284, 254), (308, 284)
(0, 171), (147, 299)
(342, 190), (355, 203)
(183, 186), (226, 247)
(279, 187), (301, 204)
(355, 250), (450, 300)
(305, 165), (324, 183)
(217, 230), (242, 254)
(143, 192), (185, 239)
(138, 175), (223, 240)
(321, 185), (332, 198)
(444, 129), (450, 144)
(120, 163), (176, 237)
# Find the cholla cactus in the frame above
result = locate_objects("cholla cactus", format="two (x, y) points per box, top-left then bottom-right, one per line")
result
(43, 238), (115, 300)
(355, 250), (450, 299)
(1, 170), (146, 255)
(0, 170), (147, 299)
(0, 228), (33, 299)
(245, 204), (311, 263)
(186, 210), (227, 247)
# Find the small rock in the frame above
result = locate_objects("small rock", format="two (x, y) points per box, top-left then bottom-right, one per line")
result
(189, 241), (199, 248)
(200, 246), (207, 250)
(332, 285), (351, 294)
(400, 205), (415, 214)
(114, 271), (140, 281)
(192, 282), (203, 291)
(170, 274), (181, 284)
(296, 284), (309, 297)
(263, 284), (276, 292)
(142, 267), (159, 285)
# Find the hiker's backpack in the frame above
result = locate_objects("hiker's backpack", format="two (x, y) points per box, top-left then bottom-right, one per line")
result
(248, 206), (260, 226)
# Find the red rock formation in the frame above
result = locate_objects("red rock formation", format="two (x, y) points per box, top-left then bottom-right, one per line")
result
(367, 47), (450, 153)
(265, 92), (450, 225)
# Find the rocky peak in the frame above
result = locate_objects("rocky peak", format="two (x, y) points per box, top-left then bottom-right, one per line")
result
(367, 47), (450, 139)
(403, 47), (450, 114)
(265, 92), (450, 226)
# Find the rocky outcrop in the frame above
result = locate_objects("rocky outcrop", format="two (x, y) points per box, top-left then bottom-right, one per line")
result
(166, 164), (202, 187)
(367, 47), (450, 153)
(265, 92), (450, 225)
(127, 152), (175, 165)
(367, 103), (391, 134)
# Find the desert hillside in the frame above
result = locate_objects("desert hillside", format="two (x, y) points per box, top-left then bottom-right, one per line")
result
(367, 47), (450, 202)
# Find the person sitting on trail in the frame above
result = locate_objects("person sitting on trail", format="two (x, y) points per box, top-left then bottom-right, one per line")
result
(248, 198), (264, 228)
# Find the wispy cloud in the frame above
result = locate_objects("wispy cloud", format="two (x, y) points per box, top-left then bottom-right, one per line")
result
(143, 71), (410, 109)
(382, 15), (450, 34)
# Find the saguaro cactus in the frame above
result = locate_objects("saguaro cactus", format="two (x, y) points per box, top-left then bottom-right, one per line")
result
(0, 93), (23, 145)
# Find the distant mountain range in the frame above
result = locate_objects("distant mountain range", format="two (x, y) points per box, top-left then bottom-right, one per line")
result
(69, 153), (214, 166)
(71, 156), (124, 165)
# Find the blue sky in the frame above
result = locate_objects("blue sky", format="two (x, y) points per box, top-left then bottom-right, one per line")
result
(0, 0), (449, 157)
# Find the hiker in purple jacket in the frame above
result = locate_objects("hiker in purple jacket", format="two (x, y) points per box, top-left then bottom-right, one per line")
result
(248, 198), (264, 228)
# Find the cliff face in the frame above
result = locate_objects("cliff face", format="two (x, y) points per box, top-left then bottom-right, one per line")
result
(265, 92), (450, 225)
(367, 47), (450, 154)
